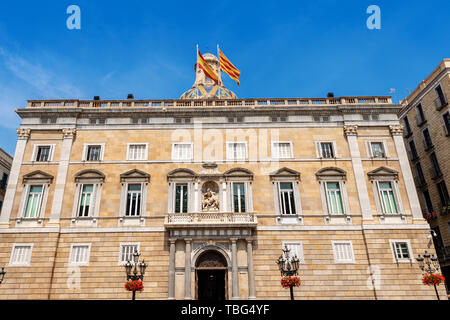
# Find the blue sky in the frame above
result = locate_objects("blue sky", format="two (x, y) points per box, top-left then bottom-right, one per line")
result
(0, 0), (449, 155)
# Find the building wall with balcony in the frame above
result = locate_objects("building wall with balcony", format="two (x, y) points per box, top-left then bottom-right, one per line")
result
(0, 96), (446, 299)
(399, 59), (450, 283)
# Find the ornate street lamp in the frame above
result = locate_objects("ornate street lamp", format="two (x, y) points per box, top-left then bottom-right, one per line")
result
(0, 268), (5, 284)
(276, 245), (300, 300)
(416, 250), (442, 300)
(124, 251), (147, 300)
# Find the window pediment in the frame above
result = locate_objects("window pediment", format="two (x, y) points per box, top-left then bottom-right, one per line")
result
(368, 167), (398, 180)
(167, 168), (197, 181)
(75, 169), (105, 183)
(315, 167), (346, 181)
(120, 169), (150, 183)
(224, 168), (253, 181)
(22, 170), (54, 184)
(270, 167), (300, 181)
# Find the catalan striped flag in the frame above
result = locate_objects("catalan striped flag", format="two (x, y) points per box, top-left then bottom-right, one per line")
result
(197, 49), (219, 85)
(219, 49), (241, 86)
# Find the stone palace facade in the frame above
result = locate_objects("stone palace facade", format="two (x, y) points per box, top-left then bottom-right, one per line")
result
(0, 53), (446, 300)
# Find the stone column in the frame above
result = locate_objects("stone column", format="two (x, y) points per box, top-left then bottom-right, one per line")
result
(0, 129), (30, 227)
(390, 125), (422, 219)
(231, 238), (240, 299)
(222, 181), (227, 212)
(247, 239), (256, 299)
(344, 125), (373, 219)
(49, 128), (76, 225)
(168, 239), (176, 300)
(184, 239), (192, 300)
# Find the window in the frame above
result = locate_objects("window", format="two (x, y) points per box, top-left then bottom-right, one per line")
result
(232, 183), (246, 213)
(24, 185), (44, 218)
(32, 144), (55, 162)
(126, 184), (142, 216)
(174, 118), (191, 124)
(78, 184), (93, 217)
(403, 116), (412, 136)
(172, 143), (193, 161)
(83, 144), (105, 161)
(36, 146), (50, 161)
(318, 142), (335, 158)
(226, 142), (247, 160)
(422, 128), (433, 150)
(73, 170), (104, 221)
(0, 173), (8, 189)
(408, 140), (419, 160)
(87, 146), (101, 161)
(416, 103), (426, 125)
(435, 84), (447, 110)
(127, 144), (147, 160)
(437, 181), (449, 206)
(119, 243), (140, 265)
(423, 190), (434, 213)
(175, 183), (188, 213)
(390, 240), (412, 262)
(332, 241), (355, 264)
(272, 142), (293, 159)
(282, 242), (304, 263)
(377, 181), (398, 214)
(325, 182), (344, 214)
(228, 117), (244, 123)
(415, 162), (426, 186)
(429, 152), (442, 178)
(69, 244), (91, 266)
(9, 244), (33, 267)
(316, 167), (349, 218)
(442, 111), (450, 135)
(119, 169), (149, 221)
(279, 182), (296, 215)
(369, 142), (386, 158)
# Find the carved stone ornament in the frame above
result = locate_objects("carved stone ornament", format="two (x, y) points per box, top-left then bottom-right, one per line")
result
(343, 125), (358, 137)
(389, 124), (404, 136)
(201, 181), (219, 212)
(196, 251), (227, 268)
(62, 128), (77, 139)
(16, 128), (31, 139)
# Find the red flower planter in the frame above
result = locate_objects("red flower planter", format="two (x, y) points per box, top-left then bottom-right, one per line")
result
(125, 279), (144, 292)
(422, 273), (445, 286)
(281, 276), (301, 288)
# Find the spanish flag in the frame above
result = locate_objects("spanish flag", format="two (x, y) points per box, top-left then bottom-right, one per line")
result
(197, 49), (219, 85)
(219, 49), (241, 86)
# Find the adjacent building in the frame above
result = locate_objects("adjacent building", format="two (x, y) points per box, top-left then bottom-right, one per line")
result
(0, 53), (446, 300)
(0, 148), (12, 213)
(399, 59), (450, 289)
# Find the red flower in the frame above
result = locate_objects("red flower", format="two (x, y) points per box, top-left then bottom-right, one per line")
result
(280, 276), (301, 288)
(422, 273), (445, 286)
(125, 279), (144, 291)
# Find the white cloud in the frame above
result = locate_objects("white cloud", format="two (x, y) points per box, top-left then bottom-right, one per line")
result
(0, 48), (83, 98)
(0, 48), (84, 128)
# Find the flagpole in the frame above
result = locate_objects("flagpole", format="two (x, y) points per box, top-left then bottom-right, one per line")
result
(196, 44), (199, 99)
(217, 44), (221, 99)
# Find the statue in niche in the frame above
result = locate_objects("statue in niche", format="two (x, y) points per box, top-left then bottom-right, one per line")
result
(201, 182), (219, 211)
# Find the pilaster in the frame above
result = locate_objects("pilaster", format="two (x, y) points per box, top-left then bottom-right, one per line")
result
(390, 125), (423, 219)
(48, 128), (76, 225)
(0, 129), (31, 227)
(344, 125), (373, 219)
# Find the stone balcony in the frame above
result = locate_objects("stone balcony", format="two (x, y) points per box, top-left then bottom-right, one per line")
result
(164, 212), (257, 229)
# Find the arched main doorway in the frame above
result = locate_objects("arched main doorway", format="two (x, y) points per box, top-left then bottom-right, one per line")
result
(195, 250), (228, 300)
